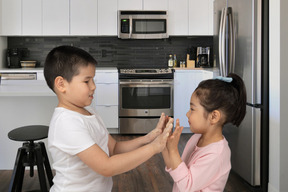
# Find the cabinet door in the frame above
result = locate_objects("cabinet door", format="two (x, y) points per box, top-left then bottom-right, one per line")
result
(118, 0), (142, 10)
(70, 0), (98, 35)
(1, 0), (21, 35)
(168, 0), (188, 35)
(95, 105), (118, 128)
(43, 0), (69, 35)
(98, 0), (117, 35)
(143, 0), (168, 10)
(189, 0), (213, 35)
(95, 84), (118, 105)
(22, 0), (42, 35)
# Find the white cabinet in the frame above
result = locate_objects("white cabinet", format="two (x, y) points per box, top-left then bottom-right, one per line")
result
(22, 0), (42, 35)
(188, 0), (213, 35)
(118, 0), (142, 10)
(92, 69), (119, 129)
(98, 0), (118, 35)
(70, 0), (98, 35)
(168, 0), (189, 35)
(1, 0), (21, 35)
(118, 0), (168, 10)
(174, 69), (214, 131)
(42, 0), (69, 35)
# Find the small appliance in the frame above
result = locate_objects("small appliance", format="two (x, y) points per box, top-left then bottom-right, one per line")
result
(6, 48), (22, 68)
(118, 10), (168, 39)
(195, 47), (212, 68)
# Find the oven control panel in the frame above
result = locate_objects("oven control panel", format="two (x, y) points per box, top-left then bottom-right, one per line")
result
(119, 68), (173, 74)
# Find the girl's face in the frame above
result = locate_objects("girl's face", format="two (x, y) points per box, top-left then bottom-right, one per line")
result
(186, 92), (210, 133)
(63, 64), (96, 110)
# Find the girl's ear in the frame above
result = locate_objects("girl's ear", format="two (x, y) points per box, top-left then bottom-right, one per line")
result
(210, 110), (221, 125)
(54, 76), (66, 93)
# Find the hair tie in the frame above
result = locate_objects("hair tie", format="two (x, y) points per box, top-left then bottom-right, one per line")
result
(215, 76), (233, 83)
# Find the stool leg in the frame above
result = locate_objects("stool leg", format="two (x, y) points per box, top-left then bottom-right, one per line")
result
(39, 142), (54, 187)
(35, 144), (48, 192)
(8, 147), (26, 192)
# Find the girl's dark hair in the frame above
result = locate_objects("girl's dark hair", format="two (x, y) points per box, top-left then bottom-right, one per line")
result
(44, 45), (97, 92)
(194, 73), (247, 126)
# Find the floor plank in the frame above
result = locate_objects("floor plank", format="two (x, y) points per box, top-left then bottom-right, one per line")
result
(0, 134), (255, 192)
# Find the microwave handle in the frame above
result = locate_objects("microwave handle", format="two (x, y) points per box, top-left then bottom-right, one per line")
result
(129, 16), (132, 39)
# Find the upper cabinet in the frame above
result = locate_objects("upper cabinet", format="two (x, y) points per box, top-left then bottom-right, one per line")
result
(168, 0), (188, 35)
(1, 0), (21, 35)
(43, 0), (69, 35)
(70, 0), (98, 35)
(0, 0), (212, 36)
(118, 0), (168, 10)
(188, 0), (213, 35)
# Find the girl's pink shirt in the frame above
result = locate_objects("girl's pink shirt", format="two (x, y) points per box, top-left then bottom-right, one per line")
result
(166, 134), (231, 192)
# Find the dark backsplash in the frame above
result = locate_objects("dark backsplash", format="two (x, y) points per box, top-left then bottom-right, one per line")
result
(8, 36), (213, 68)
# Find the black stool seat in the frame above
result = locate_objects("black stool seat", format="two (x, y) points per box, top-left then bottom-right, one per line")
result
(8, 125), (49, 142)
(8, 125), (53, 192)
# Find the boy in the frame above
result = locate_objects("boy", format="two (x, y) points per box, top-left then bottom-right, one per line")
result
(44, 45), (173, 191)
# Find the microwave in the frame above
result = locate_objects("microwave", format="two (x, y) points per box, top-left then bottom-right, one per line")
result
(118, 10), (169, 39)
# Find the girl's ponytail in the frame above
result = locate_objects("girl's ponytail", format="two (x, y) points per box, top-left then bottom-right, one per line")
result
(227, 73), (247, 126)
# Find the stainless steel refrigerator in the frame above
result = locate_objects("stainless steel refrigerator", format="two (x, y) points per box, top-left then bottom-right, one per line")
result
(213, 0), (269, 190)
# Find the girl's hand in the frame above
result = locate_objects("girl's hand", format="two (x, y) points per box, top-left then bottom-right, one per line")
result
(151, 118), (174, 153)
(146, 113), (166, 142)
(167, 119), (183, 153)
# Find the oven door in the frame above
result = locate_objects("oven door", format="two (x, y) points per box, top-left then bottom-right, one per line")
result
(119, 79), (173, 117)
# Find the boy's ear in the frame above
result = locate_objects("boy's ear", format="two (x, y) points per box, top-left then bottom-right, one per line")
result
(54, 76), (66, 93)
(210, 110), (221, 125)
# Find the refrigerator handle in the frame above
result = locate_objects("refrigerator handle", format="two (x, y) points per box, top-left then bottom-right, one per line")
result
(227, 7), (235, 73)
(218, 8), (226, 76)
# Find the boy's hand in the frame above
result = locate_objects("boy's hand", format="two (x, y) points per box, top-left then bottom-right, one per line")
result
(151, 118), (174, 153)
(167, 119), (183, 153)
(146, 113), (166, 142)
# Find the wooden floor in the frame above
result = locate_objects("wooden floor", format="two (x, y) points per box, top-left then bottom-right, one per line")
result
(0, 134), (256, 192)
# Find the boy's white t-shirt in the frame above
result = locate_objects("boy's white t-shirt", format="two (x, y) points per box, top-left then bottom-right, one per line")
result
(48, 106), (113, 192)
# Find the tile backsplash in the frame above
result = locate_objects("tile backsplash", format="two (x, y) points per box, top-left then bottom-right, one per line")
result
(8, 36), (213, 68)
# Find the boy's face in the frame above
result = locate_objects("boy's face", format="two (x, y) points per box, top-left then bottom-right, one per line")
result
(62, 64), (96, 109)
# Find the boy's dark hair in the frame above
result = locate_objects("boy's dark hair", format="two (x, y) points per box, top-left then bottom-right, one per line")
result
(44, 45), (97, 92)
(194, 73), (247, 127)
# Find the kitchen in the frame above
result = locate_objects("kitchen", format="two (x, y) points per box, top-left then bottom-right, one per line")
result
(0, 0), (287, 192)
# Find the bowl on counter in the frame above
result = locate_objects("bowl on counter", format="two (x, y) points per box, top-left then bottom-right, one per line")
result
(20, 61), (37, 68)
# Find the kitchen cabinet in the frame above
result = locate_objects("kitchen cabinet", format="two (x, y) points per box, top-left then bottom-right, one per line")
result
(70, 0), (98, 35)
(188, 0), (213, 35)
(22, 0), (42, 35)
(92, 69), (119, 130)
(173, 69), (216, 132)
(98, 0), (117, 35)
(0, 0), (21, 35)
(42, 0), (69, 35)
(168, 0), (189, 35)
(118, 0), (168, 10)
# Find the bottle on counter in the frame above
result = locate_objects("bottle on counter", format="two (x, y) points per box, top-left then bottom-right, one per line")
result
(168, 54), (174, 68)
(173, 54), (177, 67)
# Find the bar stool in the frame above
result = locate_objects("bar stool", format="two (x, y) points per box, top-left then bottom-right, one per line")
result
(8, 125), (54, 192)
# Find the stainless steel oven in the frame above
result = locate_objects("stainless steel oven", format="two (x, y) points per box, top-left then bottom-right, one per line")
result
(119, 68), (173, 134)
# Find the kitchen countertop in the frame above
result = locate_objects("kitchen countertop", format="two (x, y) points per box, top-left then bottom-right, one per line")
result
(0, 67), (118, 97)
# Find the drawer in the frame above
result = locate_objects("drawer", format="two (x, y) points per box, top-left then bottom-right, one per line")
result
(95, 105), (118, 128)
(94, 72), (118, 83)
(95, 84), (118, 105)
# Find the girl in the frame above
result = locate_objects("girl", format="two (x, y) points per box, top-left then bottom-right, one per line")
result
(162, 73), (247, 192)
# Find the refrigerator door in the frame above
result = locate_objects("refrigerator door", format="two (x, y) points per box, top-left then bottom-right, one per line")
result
(223, 105), (261, 186)
(227, 0), (262, 105)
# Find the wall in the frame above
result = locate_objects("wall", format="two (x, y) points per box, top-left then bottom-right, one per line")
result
(7, 36), (212, 68)
(269, 0), (288, 191)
